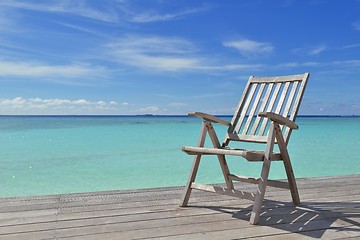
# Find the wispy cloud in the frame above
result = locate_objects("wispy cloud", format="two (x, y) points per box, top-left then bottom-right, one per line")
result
(1, 0), (210, 25)
(223, 39), (274, 57)
(0, 10), (11, 30)
(105, 35), (200, 71)
(0, 60), (108, 84)
(353, 21), (360, 30)
(308, 45), (327, 55)
(331, 60), (360, 69)
(105, 35), (265, 72)
(0, 0), (119, 23)
(273, 59), (360, 80)
(138, 105), (159, 113)
(167, 102), (188, 107)
(0, 97), (181, 115)
(130, 6), (209, 23)
(195, 64), (264, 71)
(292, 44), (327, 56)
(0, 97), (118, 115)
(341, 44), (360, 49)
(52, 21), (109, 37)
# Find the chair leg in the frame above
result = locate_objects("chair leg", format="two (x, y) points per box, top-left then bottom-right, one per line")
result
(283, 158), (300, 205)
(205, 122), (234, 190)
(180, 154), (202, 207)
(250, 122), (276, 225)
(180, 121), (207, 207)
(217, 155), (234, 190)
(273, 124), (300, 205)
(250, 158), (271, 224)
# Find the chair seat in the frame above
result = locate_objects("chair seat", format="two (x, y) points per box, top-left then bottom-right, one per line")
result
(182, 146), (283, 161)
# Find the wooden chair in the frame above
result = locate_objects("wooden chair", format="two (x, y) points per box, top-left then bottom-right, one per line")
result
(180, 73), (310, 224)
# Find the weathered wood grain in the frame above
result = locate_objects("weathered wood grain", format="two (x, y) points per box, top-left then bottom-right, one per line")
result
(0, 175), (359, 239)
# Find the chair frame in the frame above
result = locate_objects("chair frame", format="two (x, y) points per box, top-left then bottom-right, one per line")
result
(180, 73), (310, 224)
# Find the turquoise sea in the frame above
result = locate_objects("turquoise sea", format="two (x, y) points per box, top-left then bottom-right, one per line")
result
(0, 116), (359, 198)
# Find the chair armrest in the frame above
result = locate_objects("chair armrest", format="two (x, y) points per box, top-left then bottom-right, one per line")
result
(258, 112), (298, 130)
(188, 112), (231, 126)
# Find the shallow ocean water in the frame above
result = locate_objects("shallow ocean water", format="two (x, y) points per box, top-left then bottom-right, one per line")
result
(0, 116), (359, 197)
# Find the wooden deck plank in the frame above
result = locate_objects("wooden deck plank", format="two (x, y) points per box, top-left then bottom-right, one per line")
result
(1, 187), (359, 228)
(1, 175), (359, 210)
(1, 174), (358, 206)
(1, 196), (359, 236)
(2, 202), (359, 239)
(0, 175), (359, 240)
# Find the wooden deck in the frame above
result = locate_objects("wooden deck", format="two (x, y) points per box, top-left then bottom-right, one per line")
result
(0, 174), (359, 239)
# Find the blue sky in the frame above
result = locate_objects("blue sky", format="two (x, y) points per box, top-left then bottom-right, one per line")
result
(0, 0), (359, 115)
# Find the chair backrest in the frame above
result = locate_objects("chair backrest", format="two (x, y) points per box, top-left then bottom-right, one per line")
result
(225, 73), (309, 146)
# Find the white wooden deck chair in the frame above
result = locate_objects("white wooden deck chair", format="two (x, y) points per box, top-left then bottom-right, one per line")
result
(180, 73), (310, 225)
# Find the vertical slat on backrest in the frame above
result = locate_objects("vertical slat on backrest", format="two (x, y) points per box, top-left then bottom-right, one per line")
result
(276, 81), (298, 138)
(249, 83), (274, 135)
(272, 82), (291, 133)
(274, 82), (291, 114)
(234, 83), (258, 133)
(282, 81), (299, 119)
(283, 73), (310, 143)
(242, 83), (266, 135)
(226, 73), (309, 145)
(227, 77), (253, 134)
(258, 83), (282, 136)
(289, 80), (306, 121)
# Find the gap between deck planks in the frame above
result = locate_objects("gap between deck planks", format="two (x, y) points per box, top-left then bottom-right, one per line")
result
(0, 174), (359, 240)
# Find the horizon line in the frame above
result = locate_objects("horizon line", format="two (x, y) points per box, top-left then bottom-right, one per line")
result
(0, 114), (359, 118)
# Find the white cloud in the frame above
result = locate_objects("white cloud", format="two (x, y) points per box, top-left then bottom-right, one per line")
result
(0, 60), (108, 84)
(223, 39), (274, 56)
(275, 61), (321, 68)
(105, 35), (201, 71)
(292, 44), (327, 56)
(331, 60), (360, 69)
(0, 10), (11, 30)
(353, 21), (360, 30)
(308, 45), (327, 55)
(132, 54), (199, 71)
(0, 0), (119, 23)
(196, 64), (263, 71)
(276, 62), (300, 68)
(130, 7), (208, 23)
(275, 59), (360, 70)
(52, 21), (109, 37)
(167, 102), (187, 107)
(1, 0), (209, 25)
(301, 62), (321, 67)
(139, 105), (159, 113)
(0, 97), (119, 115)
(341, 44), (360, 49)
(105, 35), (265, 72)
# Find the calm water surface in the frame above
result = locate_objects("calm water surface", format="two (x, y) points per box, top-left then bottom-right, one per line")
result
(0, 116), (359, 197)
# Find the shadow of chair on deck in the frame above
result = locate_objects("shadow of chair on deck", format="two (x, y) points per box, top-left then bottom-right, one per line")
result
(192, 200), (360, 239)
